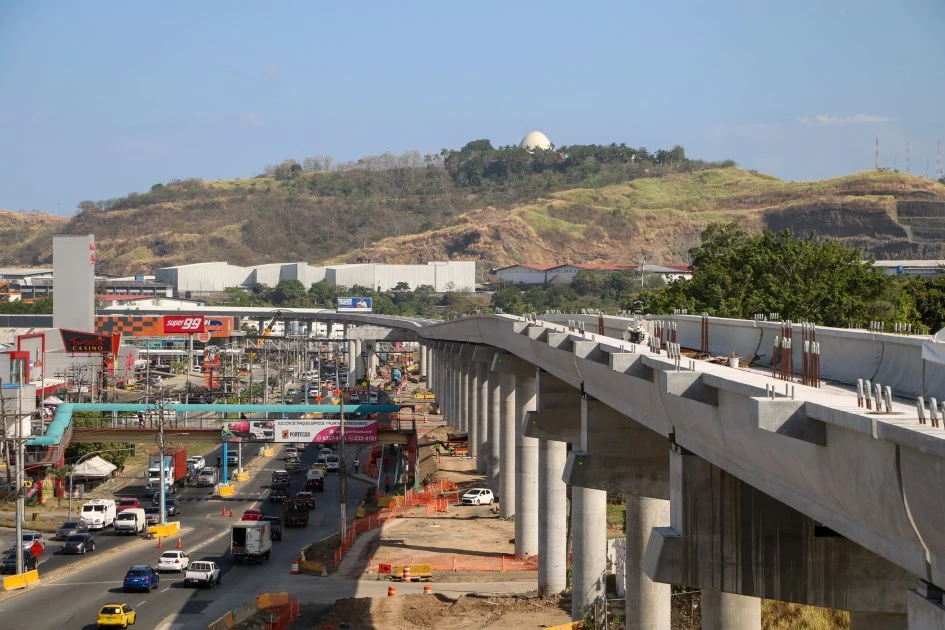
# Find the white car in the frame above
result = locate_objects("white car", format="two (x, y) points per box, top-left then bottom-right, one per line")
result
(189, 455), (206, 470)
(284, 447), (298, 459)
(316, 449), (331, 464)
(184, 560), (221, 588)
(325, 454), (340, 472)
(13, 532), (46, 552)
(460, 488), (495, 506)
(157, 550), (190, 572)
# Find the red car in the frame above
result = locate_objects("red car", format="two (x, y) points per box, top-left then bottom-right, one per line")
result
(241, 508), (263, 521)
(116, 498), (142, 512)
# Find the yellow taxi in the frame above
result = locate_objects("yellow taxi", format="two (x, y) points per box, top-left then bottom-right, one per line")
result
(97, 603), (136, 628)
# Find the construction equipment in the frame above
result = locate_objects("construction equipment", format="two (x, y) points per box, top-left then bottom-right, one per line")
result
(247, 310), (283, 361)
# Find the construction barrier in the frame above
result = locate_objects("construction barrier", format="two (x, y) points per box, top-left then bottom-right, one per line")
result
(146, 521), (181, 539)
(218, 485), (235, 498)
(373, 555), (538, 574)
(545, 623), (586, 630)
(330, 480), (479, 570)
(2, 569), (39, 591)
(234, 471), (249, 482)
(207, 593), (298, 630)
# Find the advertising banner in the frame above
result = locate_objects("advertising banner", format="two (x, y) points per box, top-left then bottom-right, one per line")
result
(336, 297), (372, 313)
(162, 315), (206, 334)
(275, 419), (378, 444)
(60, 329), (121, 354)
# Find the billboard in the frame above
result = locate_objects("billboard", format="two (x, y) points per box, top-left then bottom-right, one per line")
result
(336, 297), (372, 313)
(60, 329), (121, 354)
(277, 419), (378, 443)
(162, 315), (206, 334)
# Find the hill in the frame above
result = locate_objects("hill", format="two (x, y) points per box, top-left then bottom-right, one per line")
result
(353, 169), (945, 268)
(1, 165), (944, 277)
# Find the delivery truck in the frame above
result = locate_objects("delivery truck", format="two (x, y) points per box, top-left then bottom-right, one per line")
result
(146, 447), (189, 494)
(230, 520), (272, 564)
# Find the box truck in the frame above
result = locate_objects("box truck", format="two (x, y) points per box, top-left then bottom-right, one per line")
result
(230, 520), (272, 564)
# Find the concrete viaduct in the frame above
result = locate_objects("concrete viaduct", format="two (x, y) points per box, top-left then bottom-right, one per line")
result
(37, 306), (945, 628)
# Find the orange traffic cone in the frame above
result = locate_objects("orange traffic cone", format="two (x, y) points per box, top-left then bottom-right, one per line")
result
(176, 538), (182, 550)
(229, 508), (234, 517)
(387, 585), (396, 597)
(423, 584), (432, 595)
(221, 505), (226, 516)
(157, 537), (163, 549)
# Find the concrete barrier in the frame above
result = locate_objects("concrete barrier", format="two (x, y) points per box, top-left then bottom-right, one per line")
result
(545, 622), (585, 630)
(23, 569), (39, 586)
(234, 471), (249, 482)
(146, 521), (180, 539)
(206, 610), (235, 630)
(218, 485), (235, 497)
(257, 591), (289, 609)
(231, 599), (258, 625)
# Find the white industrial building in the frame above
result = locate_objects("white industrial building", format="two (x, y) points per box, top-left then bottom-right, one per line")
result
(493, 263), (692, 285)
(155, 260), (475, 294)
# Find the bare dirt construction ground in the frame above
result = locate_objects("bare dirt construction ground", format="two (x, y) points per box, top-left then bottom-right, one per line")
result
(315, 593), (572, 630)
(315, 438), (572, 629)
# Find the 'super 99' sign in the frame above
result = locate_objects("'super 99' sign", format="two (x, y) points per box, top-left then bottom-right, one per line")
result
(162, 315), (206, 333)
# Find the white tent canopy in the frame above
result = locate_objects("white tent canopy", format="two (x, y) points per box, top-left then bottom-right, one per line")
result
(922, 328), (945, 366)
(42, 395), (64, 406)
(72, 456), (117, 479)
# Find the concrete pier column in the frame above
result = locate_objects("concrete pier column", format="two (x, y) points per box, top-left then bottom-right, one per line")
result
(447, 354), (457, 428)
(571, 486), (608, 620)
(487, 370), (501, 493)
(627, 495), (671, 630)
(467, 364), (479, 463)
(701, 590), (761, 630)
(538, 438), (567, 597)
(515, 372), (538, 557)
(347, 340), (357, 386)
(477, 362), (489, 473)
(354, 339), (363, 380)
(419, 345), (427, 381)
(458, 360), (470, 434)
(453, 354), (462, 429)
(848, 612), (907, 630)
(498, 372), (516, 516)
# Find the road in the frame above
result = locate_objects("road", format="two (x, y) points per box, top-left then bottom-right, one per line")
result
(0, 442), (369, 630)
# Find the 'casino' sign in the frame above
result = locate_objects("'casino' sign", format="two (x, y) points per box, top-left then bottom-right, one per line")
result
(59, 329), (122, 354)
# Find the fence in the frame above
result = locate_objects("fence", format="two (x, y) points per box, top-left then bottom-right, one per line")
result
(332, 480), (539, 573)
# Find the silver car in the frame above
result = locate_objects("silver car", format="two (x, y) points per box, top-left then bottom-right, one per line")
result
(55, 520), (89, 541)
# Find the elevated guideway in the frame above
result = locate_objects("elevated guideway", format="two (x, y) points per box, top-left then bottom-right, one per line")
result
(419, 313), (945, 625)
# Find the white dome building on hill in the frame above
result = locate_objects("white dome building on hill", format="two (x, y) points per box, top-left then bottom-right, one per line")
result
(520, 130), (553, 152)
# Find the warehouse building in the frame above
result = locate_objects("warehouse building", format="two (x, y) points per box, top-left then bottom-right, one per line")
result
(154, 260), (475, 294)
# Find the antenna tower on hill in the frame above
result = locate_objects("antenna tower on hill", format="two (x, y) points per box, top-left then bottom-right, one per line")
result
(875, 137), (880, 170)
(937, 140), (942, 180)
(905, 140), (911, 174)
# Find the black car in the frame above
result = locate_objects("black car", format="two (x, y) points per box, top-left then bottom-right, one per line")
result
(150, 498), (180, 516)
(55, 520), (90, 541)
(62, 533), (96, 554)
(270, 485), (288, 502)
(262, 515), (283, 541)
(304, 477), (324, 493)
(0, 549), (37, 574)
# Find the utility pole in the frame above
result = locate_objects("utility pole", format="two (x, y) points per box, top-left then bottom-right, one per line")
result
(157, 401), (167, 525)
(14, 362), (25, 575)
(339, 394), (347, 540)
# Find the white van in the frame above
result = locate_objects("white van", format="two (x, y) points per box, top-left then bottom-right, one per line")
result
(113, 508), (146, 535)
(80, 499), (117, 530)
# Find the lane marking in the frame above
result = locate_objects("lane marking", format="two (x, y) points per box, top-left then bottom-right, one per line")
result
(161, 587), (171, 592)
(45, 581), (123, 586)
(138, 600), (147, 606)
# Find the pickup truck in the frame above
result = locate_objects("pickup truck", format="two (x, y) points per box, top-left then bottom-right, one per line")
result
(184, 560), (221, 588)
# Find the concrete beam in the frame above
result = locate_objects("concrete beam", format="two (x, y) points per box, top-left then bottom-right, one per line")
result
(751, 397), (826, 446)
(563, 396), (670, 497)
(644, 447), (914, 614)
(523, 371), (581, 443)
(908, 581), (945, 629)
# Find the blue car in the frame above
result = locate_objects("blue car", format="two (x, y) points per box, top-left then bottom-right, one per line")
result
(123, 564), (159, 592)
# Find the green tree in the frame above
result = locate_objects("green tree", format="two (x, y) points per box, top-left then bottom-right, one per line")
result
(641, 222), (893, 326)
(271, 279), (307, 306)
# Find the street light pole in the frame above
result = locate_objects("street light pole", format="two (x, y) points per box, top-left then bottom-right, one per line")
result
(339, 394), (346, 540)
(157, 402), (167, 525)
(15, 362), (24, 575)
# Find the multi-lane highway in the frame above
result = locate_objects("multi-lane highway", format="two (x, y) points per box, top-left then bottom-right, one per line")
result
(0, 442), (368, 629)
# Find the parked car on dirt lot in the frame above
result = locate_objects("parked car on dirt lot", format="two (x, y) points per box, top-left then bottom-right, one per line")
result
(460, 488), (495, 505)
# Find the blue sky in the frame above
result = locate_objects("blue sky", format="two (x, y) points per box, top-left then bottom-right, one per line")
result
(1, 1), (942, 214)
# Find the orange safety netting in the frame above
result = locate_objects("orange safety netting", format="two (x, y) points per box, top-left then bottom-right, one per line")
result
(332, 483), (536, 573)
(261, 595), (300, 630)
